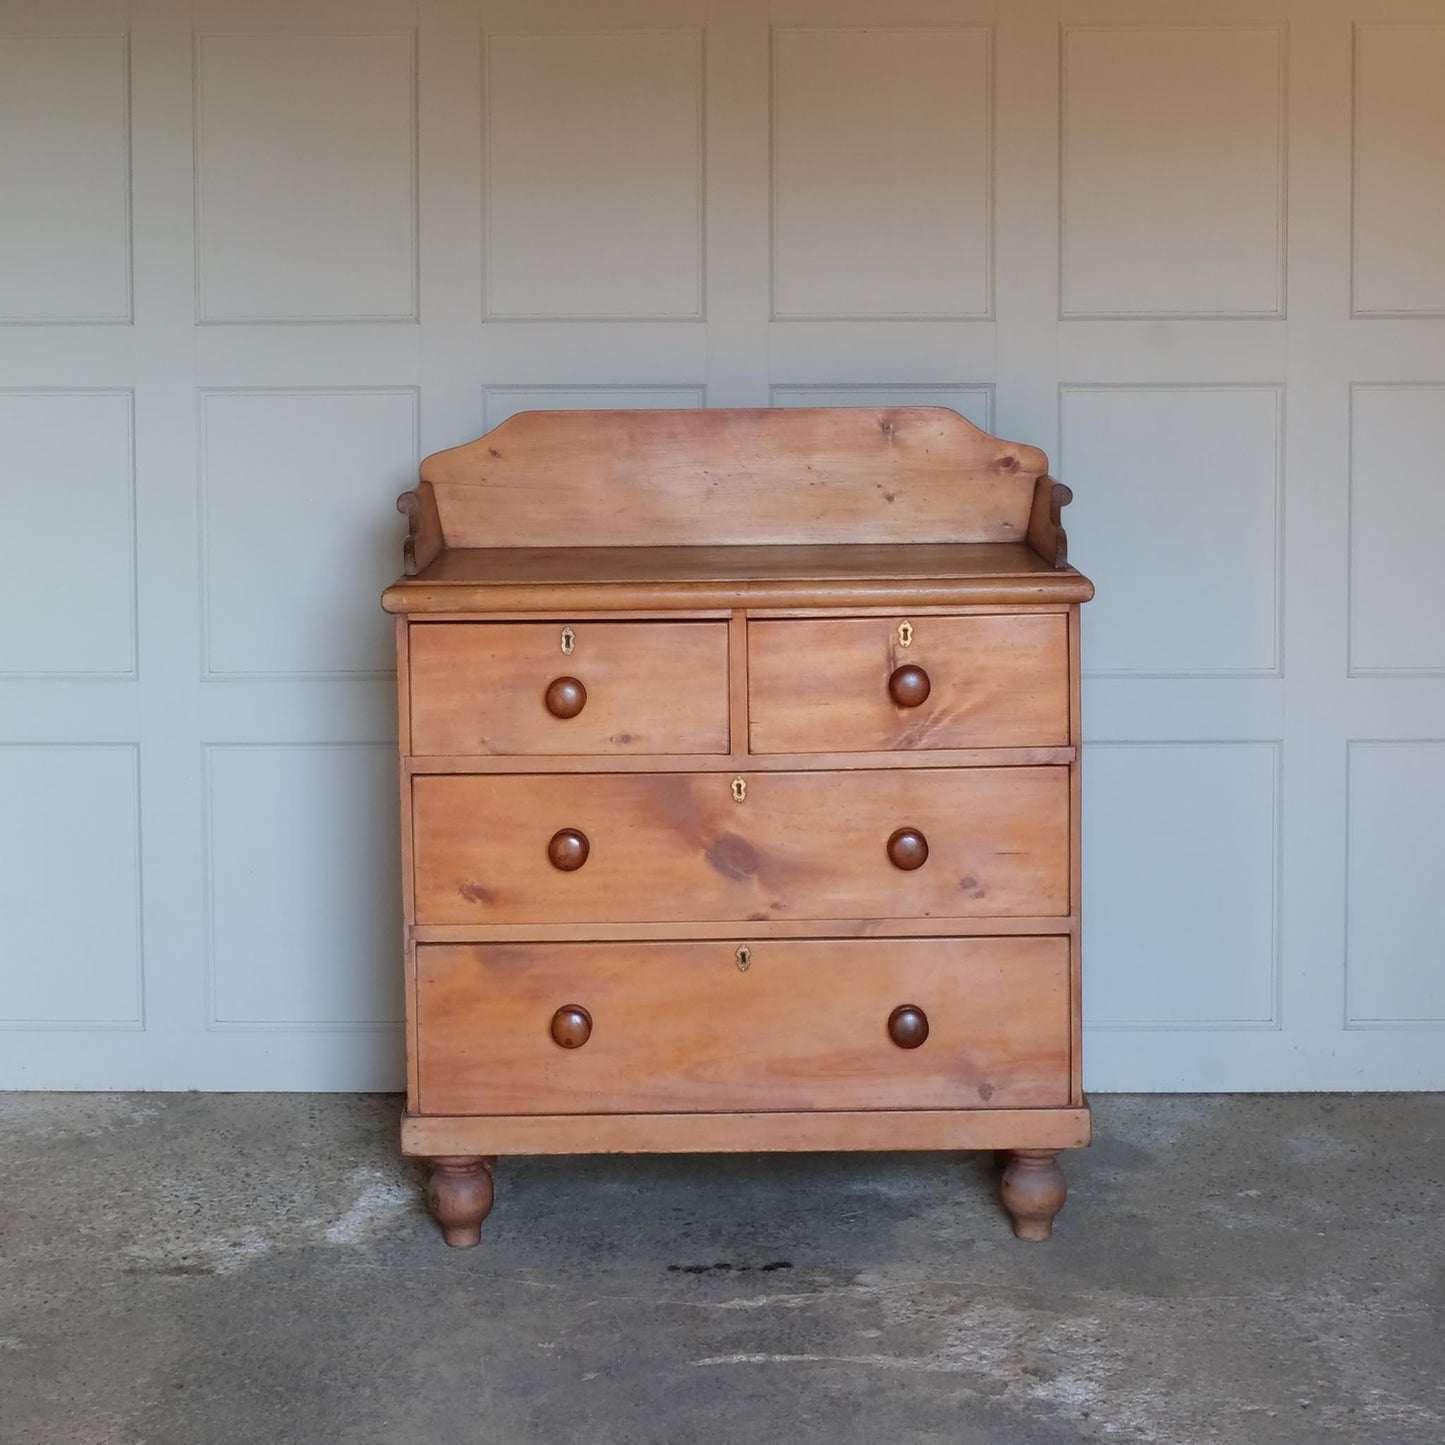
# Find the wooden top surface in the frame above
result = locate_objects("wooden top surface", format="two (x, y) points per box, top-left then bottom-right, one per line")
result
(382, 542), (1094, 613)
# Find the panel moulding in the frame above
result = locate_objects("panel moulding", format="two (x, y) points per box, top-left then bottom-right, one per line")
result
(192, 29), (420, 324)
(1346, 382), (1445, 678)
(768, 382), (994, 432)
(196, 386), (420, 681)
(1058, 24), (1287, 321)
(1351, 24), (1445, 319)
(769, 26), (994, 322)
(1060, 383), (1284, 680)
(0, 32), (133, 325)
(201, 741), (404, 1033)
(482, 384), (706, 431)
(1081, 739), (1283, 1032)
(481, 28), (706, 323)
(0, 388), (137, 680)
(1343, 738), (1445, 1029)
(0, 742), (144, 1031)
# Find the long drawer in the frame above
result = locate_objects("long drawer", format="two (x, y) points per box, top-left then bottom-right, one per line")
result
(408, 620), (730, 755)
(411, 767), (1069, 925)
(415, 936), (1072, 1115)
(748, 613), (1069, 753)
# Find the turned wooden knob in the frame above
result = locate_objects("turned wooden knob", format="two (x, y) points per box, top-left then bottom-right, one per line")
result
(888, 664), (930, 708)
(547, 828), (590, 871)
(551, 1004), (592, 1049)
(544, 676), (587, 718)
(887, 827), (929, 870)
(888, 1004), (929, 1049)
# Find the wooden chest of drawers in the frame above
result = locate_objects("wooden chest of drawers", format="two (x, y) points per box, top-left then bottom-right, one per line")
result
(382, 407), (1094, 1247)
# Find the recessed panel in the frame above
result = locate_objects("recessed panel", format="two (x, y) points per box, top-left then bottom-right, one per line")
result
(1062, 27), (1283, 317)
(1350, 386), (1445, 674)
(0, 392), (134, 676)
(196, 32), (416, 321)
(0, 36), (130, 322)
(1353, 26), (1445, 315)
(0, 746), (141, 1025)
(1084, 744), (1278, 1027)
(206, 745), (401, 1027)
(483, 386), (703, 430)
(772, 28), (990, 318)
(771, 385), (991, 431)
(485, 30), (703, 319)
(202, 390), (416, 676)
(1347, 742), (1445, 1025)
(1063, 387), (1280, 676)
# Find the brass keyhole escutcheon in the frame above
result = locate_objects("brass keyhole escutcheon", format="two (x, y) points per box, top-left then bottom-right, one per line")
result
(736, 944), (752, 973)
(898, 620), (913, 648)
(560, 626), (576, 655)
(731, 776), (747, 804)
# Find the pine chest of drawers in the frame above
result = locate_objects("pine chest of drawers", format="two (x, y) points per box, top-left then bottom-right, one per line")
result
(382, 407), (1094, 1247)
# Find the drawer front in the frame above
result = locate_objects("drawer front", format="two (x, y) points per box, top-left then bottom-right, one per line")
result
(416, 936), (1071, 1115)
(748, 614), (1069, 753)
(408, 621), (730, 756)
(412, 767), (1069, 924)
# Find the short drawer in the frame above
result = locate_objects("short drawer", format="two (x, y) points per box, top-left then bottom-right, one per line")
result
(411, 767), (1069, 925)
(747, 613), (1069, 753)
(408, 620), (729, 756)
(416, 935), (1071, 1115)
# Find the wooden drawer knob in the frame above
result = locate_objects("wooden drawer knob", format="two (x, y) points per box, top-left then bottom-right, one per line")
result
(886, 827), (929, 870)
(888, 664), (930, 708)
(548, 828), (590, 871)
(888, 1004), (929, 1049)
(544, 676), (587, 718)
(551, 1005), (592, 1049)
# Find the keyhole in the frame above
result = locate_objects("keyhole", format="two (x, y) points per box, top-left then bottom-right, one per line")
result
(560, 626), (576, 656)
(898, 621), (913, 648)
(731, 777), (747, 804)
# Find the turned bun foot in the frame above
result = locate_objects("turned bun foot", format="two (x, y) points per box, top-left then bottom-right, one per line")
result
(1000, 1149), (1067, 1241)
(426, 1156), (496, 1247)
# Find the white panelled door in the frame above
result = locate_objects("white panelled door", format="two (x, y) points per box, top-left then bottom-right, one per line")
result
(1, 0), (1442, 1089)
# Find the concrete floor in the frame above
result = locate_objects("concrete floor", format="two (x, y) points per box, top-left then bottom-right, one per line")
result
(0, 1095), (1441, 1445)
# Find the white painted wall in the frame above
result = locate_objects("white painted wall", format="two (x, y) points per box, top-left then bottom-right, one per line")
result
(2, 0), (1442, 1090)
